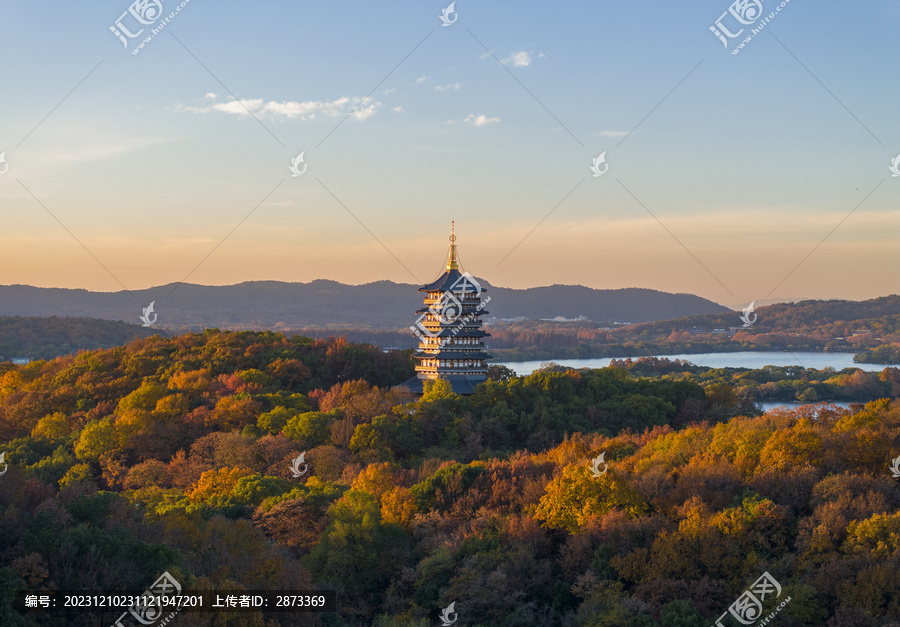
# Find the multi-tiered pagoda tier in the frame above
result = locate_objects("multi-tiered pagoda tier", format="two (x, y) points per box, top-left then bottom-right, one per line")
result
(401, 223), (491, 395)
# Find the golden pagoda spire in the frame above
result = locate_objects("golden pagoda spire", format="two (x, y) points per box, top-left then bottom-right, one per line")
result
(447, 221), (459, 270)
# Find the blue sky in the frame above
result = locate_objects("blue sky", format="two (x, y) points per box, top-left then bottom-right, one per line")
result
(0, 0), (897, 309)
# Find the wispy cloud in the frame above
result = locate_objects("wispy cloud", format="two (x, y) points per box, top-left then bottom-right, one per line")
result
(503, 51), (532, 67)
(28, 133), (176, 165)
(435, 82), (462, 92)
(415, 76), (428, 84)
(393, 106), (406, 114)
(598, 130), (632, 137)
(179, 94), (383, 121)
(464, 113), (501, 127)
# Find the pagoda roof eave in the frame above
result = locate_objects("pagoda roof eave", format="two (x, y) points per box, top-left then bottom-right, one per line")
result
(419, 269), (488, 294)
(414, 351), (491, 360)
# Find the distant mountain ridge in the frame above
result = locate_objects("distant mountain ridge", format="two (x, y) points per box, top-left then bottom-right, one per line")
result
(0, 280), (730, 329)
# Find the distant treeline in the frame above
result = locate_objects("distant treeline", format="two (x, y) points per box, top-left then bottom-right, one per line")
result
(0, 315), (163, 361)
(605, 356), (900, 404)
(487, 296), (900, 363)
(854, 343), (900, 365)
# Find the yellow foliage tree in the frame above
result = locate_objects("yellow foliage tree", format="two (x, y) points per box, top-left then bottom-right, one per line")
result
(74, 417), (119, 462)
(844, 511), (900, 559)
(351, 462), (400, 500)
(421, 378), (457, 402)
(380, 486), (418, 529)
(188, 467), (253, 505)
(708, 417), (776, 471)
(167, 369), (212, 394)
(758, 427), (824, 472)
(31, 412), (70, 440)
(535, 464), (647, 533)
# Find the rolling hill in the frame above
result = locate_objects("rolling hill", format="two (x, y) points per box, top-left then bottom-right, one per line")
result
(0, 280), (729, 330)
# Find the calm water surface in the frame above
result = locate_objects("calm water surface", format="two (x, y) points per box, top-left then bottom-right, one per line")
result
(498, 351), (887, 376)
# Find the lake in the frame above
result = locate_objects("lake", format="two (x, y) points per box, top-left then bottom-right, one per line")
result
(498, 351), (889, 376)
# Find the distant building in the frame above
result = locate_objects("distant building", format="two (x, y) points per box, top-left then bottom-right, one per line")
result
(400, 223), (491, 395)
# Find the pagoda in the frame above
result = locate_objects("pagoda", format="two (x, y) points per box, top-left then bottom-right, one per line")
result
(401, 222), (491, 395)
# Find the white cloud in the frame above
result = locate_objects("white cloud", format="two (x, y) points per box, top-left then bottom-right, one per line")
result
(598, 130), (632, 137)
(180, 95), (383, 121)
(435, 82), (462, 92)
(393, 106), (406, 114)
(204, 92), (217, 99)
(464, 113), (501, 127)
(415, 76), (428, 84)
(383, 87), (396, 95)
(503, 51), (532, 67)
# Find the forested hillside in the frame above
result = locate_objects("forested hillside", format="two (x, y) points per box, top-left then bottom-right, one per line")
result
(1, 331), (899, 625)
(0, 316), (163, 361)
(489, 295), (900, 362)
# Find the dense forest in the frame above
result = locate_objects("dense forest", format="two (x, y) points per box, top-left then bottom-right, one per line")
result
(1, 331), (899, 625)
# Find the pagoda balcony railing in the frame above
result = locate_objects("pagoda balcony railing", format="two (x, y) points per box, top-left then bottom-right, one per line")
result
(418, 316), (486, 325)
(416, 371), (488, 377)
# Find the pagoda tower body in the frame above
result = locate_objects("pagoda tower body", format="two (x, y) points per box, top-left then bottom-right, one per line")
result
(402, 223), (491, 395)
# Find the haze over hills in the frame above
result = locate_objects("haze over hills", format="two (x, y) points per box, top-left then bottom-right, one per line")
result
(625, 295), (900, 336)
(0, 280), (730, 330)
